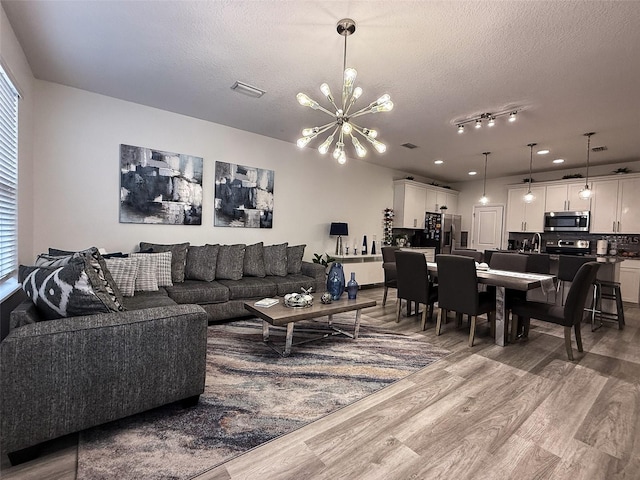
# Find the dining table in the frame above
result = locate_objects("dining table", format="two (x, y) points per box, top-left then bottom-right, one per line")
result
(426, 262), (557, 346)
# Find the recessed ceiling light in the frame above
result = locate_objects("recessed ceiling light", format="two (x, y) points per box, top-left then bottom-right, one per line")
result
(468, 171), (477, 175)
(537, 149), (550, 155)
(552, 158), (565, 164)
(434, 160), (444, 165)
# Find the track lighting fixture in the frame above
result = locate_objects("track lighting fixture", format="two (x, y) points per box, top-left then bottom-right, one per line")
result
(455, 109), (519, 134)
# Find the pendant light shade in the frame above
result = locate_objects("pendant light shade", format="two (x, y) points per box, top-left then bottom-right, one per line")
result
(479, 152), (490, 205)
(523, 143), (536, 203)
(578, 132), (595, 200)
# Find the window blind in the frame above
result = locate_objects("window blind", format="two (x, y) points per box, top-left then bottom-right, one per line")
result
(0, 66), (18, 283)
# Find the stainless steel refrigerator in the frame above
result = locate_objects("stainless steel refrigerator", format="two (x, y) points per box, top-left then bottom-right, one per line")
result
(424, 212), (462, 254)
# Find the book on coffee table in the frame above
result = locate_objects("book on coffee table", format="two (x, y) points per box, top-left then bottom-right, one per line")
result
(255, 298), (279, 308)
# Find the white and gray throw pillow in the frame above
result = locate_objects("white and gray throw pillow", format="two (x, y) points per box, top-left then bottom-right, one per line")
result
(104, 257), (139, 297)
(139, 242), (189, 283)
(130, 253), (159, 292)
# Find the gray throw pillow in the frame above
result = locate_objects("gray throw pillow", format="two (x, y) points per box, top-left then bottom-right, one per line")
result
(185, 244), (219, 282)
(243, 242), (266, 277)
(287, 244), (306, 274)
(19, 258), (120, 320)
(264, 243), (288, 277)
(139, 242), (190, 283)
(216, 244), (246, 280)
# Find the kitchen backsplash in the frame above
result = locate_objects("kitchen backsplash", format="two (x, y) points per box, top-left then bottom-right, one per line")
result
(508, 231), (640, 257)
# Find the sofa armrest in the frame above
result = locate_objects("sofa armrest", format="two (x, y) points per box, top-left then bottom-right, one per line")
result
(301, 261), (326, 293)
(1, 304), (208, 454)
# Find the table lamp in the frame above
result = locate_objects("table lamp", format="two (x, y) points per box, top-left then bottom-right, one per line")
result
(329, 222), (349, 256)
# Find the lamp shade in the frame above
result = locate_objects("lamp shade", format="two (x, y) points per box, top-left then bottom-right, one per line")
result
(329, 222), (349, 236)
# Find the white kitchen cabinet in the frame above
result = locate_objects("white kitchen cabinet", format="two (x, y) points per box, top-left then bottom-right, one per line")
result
(545, 182), (591, 212)
(591, 177), (640, 234)
(506, 185), (546, 232)
(619, 259), (640, 304)
(394, 180), (459, 227)
(393, 180), (426, 229)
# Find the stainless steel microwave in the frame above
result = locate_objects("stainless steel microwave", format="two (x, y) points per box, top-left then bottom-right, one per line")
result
(543, 211), (590, 232)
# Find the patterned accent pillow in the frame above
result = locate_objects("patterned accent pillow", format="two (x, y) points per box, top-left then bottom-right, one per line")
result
(185, 244), (219, 282)
(139, 242), (189, 283)
(215, 244), (246, 280)
(36, 248), (125, 312)
(287, 244), (306, 274)
(264, 243), (288, 277)
(131, 252), (172, 287)
(104, 257), (139, 297)
(130, 253), (159, 292)
(19, 258), (119, 320)
(243, 242), (266, 277)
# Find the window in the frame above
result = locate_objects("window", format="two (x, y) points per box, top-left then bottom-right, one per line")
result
(0, 65), (18, 283)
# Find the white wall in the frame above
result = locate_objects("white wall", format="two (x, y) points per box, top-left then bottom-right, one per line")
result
(0, 5), (34, 273)
(31, 81), (407, 261)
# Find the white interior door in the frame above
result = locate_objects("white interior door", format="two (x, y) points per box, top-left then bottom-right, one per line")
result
(471, 205), (504, 252)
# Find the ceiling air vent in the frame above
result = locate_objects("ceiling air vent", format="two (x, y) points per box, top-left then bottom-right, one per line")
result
(401, 143), (419, 149)
(592, 146), (608, 152)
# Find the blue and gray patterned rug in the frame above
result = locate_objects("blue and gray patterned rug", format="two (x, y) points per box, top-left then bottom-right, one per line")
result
(77, 314), (450, 479)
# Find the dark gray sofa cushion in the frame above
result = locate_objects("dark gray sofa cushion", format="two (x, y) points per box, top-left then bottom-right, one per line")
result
(267, 274), (317, 296)
(216, 244), (246, 280)
(287, 244), (306, 274)
(243, 242), (266, 277)
(139, 242), (190, 283)
(218, 277), (277, 300)
(123, 289), (177, 310)
(185, 244), (219, 282)
(165, 280), (230, 304)
(264, 243), (288, 277)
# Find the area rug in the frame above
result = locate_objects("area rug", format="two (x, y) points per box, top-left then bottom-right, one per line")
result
(77, 314), (450, 479)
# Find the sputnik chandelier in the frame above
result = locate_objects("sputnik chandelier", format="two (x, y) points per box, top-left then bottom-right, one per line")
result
(296, 18), (393, 164)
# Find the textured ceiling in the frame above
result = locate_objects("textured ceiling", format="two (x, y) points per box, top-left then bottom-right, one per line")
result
(4, 0), (640, 183)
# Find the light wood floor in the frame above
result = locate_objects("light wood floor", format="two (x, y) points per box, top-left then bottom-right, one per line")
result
(3, 286), (639, 479)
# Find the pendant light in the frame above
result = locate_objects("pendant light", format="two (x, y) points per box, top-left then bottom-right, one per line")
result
(479, 152), (490, 205)
(578, 132), (595, 200)
(523, 143), (537, 203)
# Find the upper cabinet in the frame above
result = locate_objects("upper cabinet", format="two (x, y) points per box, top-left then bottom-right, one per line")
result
(393, 180), (459, 228)
(506, 185), (546, 232)
(545, 182), (591, 212)
(591, 177), (640, 234)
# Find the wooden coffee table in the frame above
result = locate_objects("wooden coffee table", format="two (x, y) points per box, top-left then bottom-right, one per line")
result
(244, 297), (377, 356)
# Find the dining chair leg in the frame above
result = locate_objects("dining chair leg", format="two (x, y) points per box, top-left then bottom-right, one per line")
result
(489, 313), (496, 338)
(436, 308), (444, 335)
(563, 326), (574, 361)
(407, 301), (412, 317)
(510, 314), (519, 343)
(383, 286), (389, 306)
(522, 317), (530, 338)
(420, 304), (428, 331)
(469, 315), (477, 347)
(456, 312), (463, 327)
(395, 299), (402, 323)
(574, 323), (584, 352)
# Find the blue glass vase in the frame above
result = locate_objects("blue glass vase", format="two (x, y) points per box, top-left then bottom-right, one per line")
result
(326, 262), (345, 300)
(346, 272), (359, 299)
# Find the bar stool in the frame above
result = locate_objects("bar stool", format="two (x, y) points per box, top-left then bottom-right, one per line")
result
(590, 280), (625, 331)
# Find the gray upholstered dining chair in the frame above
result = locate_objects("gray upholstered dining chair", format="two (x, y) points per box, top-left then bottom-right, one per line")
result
(451, 248), (483, 263)
(381, 246), (400, 306)
(394, 250), (438, 330)
(488, 252), (528, 339)
(511, 262), (600, 361)
(435, 254), (495, 347)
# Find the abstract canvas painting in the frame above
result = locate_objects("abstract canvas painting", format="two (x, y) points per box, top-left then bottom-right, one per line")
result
(214, 161), (274, 228)
(120, 144), (203, 225)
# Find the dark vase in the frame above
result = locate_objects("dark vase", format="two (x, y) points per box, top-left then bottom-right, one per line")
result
(326, 262), (345, 300)
(346, 272), (358, 299)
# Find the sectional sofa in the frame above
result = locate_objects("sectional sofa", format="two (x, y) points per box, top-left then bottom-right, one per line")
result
(1, 241), (326, 461)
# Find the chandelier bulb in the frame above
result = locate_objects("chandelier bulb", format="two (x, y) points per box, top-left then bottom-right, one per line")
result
(371, 101), (394, 113)
(297, 136), (313, 149)
(318, 134), (334, 155)
(363, 128), (377, 139)
(320, 83), (333, 100)
(368, 138), (386, 153)
(352, 87), (363, 100)
(375, 94), (391, 105)
(351, 135), (367, 157)
(341, 122), (353, 135)
(337, 150), (347, 164)
(301, 127), (318, 136)
(343, 68), (357, 86)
